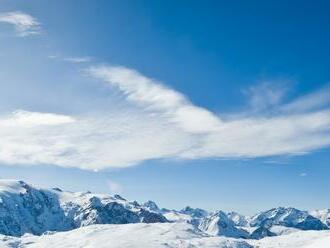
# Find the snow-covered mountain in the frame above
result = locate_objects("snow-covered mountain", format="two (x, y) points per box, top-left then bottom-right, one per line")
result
(0, 178), (329, 246)
(250, 207), (328, 231)
(142, 200), (161, 213)
(0, 180), (167, 236)
(227, 211), (250, 227)
(180, 206), (208, 219)
(310, 209), (330, 227)
(160, 206), (209, 228)
(249, 226), (277, 240)
(199, 210), (249, 238)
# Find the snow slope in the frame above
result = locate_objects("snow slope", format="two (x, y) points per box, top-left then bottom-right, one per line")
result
(249, 229), (330, 248)
(1, 223), (330, 248)
(0, 222), (252, 248)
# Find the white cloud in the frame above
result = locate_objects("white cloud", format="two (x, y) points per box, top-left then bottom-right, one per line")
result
(64, 57), (92, 63)
(281, 84), (330, 113)
(300, 172), (307, 177)
(87, 66), (222, 133)
(243, 80), (289, 112)
(48, 55), (59, 59)
(181, 110), (330, 159)
(0, 65), (330, 170)
(48, 55), (92, 63)
(0, 109), (192, 170)
(0, 110), (75, 127)
(0, 11), (41, 36)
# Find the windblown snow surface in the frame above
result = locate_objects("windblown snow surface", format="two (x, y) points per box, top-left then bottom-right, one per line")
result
(0, 222), (252, 248)
(249, 229), (330, 248)
(0, 222), (329, 248)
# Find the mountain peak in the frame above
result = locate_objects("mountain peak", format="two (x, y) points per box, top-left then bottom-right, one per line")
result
(180, 206), (208, 218)
(143, 200), (160, 212)
(227, 211), (250, 227)
(251, 207), (329, 231)
(0, 179), (33, 194)
(113, 194), (126, 201)
(199, 210), (249, 238)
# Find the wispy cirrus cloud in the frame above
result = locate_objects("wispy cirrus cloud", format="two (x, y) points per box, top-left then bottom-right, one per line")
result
(48, 55), (92, 63)
(0, 65), (330, 170)
(0, 11), (41, 36)
(87, 66), (222, 134)
(281, 84), (330, 113)
(243, 80), (290, 112)
(64, 57), (92, 63)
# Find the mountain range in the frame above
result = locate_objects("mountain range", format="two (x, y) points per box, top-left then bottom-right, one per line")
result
(0, 179), (329, 247)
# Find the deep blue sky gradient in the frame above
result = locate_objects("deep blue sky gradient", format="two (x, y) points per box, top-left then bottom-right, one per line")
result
(0, 0), (330, 214)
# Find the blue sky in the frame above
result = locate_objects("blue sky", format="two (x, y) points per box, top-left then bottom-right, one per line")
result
(0, 0), (330, 214)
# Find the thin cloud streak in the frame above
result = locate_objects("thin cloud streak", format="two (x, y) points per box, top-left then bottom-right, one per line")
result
(87, 66), (222, 134)
(0, 11), (41, 36)
(244, 81), (289, 112)
(281, 84), (330, 113)
(64, 57), (92, 63)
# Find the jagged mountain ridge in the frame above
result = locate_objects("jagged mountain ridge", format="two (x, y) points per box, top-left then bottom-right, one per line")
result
(0, 179), (328, 240)
(0, 180), (167, 236)
(227, 211), (250, 227)
(199, 210), (249, 238)
(250, 207), (328, 231)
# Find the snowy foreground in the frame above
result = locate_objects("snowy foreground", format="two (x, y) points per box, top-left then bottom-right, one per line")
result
(0, 222), (329, 248)
(0, 222), (250, 248)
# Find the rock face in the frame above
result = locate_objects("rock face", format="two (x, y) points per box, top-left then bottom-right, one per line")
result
(0, 180), (71, 236)
(250, 227), (276, 240)
(142, 201), (160, 213)
(138, 209), (168, 223)
(250, 207), (328, 231)
(180, 206), (208, 219)
(199, 211), (249, 238)
(74, 199), (140, 226)
(0, 180), (168, 237)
